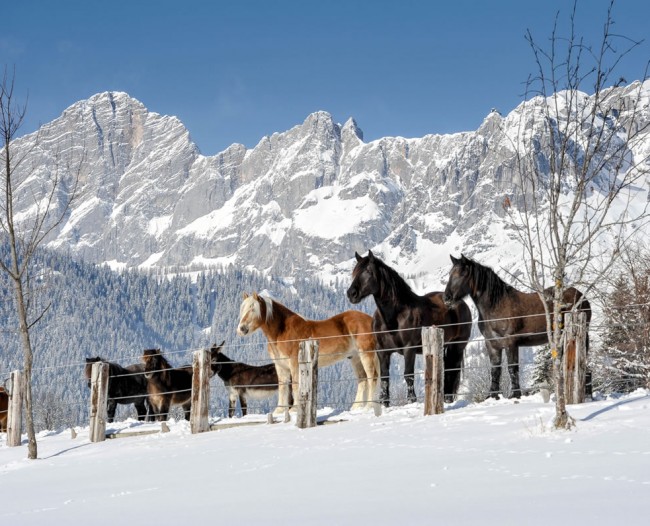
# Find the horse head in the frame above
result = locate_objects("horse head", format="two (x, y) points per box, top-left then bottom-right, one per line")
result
(237, 292), (268, 336)
(444, 254), (473, 305)
(209, 340), (226, 376)
(84, 357), (103, 387)
(346, 250), (380, 304)
(142, 349), (165, 380)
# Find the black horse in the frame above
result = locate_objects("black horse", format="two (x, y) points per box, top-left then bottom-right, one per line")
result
(443, 254), (591, 398)
(84, 357), (150, 423)
(347, 250), (472, 406)
(210, 344), (286, 417)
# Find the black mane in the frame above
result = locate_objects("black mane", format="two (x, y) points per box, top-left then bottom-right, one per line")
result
(465, 257), (513, 307)
(371, 256), (417, 303)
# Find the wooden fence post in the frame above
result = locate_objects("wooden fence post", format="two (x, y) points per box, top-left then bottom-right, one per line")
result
(89, 361), (109, 443)
(576, 311), (588, 401)
(563, 312), (587, 404)
(423, 326), (445, 416)
(190, 348), (211, 434)
(6, 370), (24, 447)
(296, 339), (319, 429)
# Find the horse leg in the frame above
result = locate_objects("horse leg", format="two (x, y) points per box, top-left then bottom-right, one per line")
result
(403, 349), (417, 404)
(288, 357), (300, 414)
(107, 399), (117, 423)
(444, 342), (464, 403)
(159, 398), (171, 421)
(240, 393), (248, 417)
(134, 399), (147, 421)
(273, 364), (291, 416)
(487, 343), (502, 399)
(228, 390), (237, 418)
(145, 398), (153, 422)
(349, 354), (368, 410)
(378, 350), (392, 407)
(182, 400), (191, 420)
(359, 349), (380, 411)
(507, 346), (521, 398)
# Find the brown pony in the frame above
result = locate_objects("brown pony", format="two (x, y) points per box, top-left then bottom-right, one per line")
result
(0, 386), (8, 432)
(142, 346), (221, 421)
(236, 292), (380, 415)
(443, 254), (591, 398)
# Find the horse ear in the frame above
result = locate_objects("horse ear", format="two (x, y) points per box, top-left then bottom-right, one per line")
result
(460, 254), (469, 264)
(242, 292), (249, 299)
(368, 250), (375, 262)
(450, 255), (460, 266)
(218, 340), (225, 350)
(252, 291), (259, 301)
(355, 251), (362, 262)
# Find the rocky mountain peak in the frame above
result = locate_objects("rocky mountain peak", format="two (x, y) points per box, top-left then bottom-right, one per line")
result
(10, 82), (650, 287)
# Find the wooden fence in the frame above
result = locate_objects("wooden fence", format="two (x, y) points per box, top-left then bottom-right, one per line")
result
(2, 317), (590, 445)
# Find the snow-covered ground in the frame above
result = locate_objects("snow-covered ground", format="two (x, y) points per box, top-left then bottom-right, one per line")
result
(2, 391), (649, 525)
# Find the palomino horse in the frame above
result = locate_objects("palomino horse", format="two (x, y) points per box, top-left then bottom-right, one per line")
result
(443, 254), (591, 398)
(84, 357), (150, 423)
(347, 250), (472, 406)
(210, 343), (289, 417)
(142, 345), (222, 421)
(236, 292), (380, 415)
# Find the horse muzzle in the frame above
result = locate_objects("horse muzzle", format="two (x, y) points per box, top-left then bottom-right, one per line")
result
(237, 324), (249, 336)
(346, 287), (360, 304)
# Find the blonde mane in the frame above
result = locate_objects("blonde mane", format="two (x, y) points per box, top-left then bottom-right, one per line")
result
(241, 292), (274, 324)
(260, 293), (274, 322)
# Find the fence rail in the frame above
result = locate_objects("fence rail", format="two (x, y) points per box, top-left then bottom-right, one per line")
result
(2, 312), (592, 446)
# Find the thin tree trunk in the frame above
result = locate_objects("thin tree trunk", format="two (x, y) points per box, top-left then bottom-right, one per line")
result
(11, 271), (37, 458)
(552, 273), (574, 430)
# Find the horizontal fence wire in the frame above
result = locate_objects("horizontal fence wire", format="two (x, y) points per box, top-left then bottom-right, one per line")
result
(13, 303), (601, 374)
(0, 301), (626, 429)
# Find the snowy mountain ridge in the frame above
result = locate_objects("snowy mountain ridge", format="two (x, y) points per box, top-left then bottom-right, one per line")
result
(10, 82), (650, 290)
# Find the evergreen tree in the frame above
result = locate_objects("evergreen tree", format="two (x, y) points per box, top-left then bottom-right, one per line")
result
(599, 269), (650, 392)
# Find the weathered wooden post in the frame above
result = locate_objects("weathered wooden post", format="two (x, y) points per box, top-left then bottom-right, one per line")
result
(296, 339), (319, 429)
(89, 361), (110, 443)
(423, 326), (445, 416)
(563, 312), (587, 404)
(190, 348), (211, 434)
(6, 370), (24, 447)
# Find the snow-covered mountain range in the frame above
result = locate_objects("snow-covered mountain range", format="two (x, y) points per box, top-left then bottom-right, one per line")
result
(10, 82), (650, 289)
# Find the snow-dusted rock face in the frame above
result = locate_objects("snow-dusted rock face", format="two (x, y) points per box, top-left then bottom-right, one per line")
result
(10, 82), (650, 288)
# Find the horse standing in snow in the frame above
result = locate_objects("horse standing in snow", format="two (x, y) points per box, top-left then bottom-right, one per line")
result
(347, 250), (472, 406)
(236, 292), (379, 415)
(443, 254), (591, 398)
(210, 342), (287, 417)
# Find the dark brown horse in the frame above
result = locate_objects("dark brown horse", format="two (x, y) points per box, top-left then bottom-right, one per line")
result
(84, 358), (150, 423)
(347, 250), (472, 406)
(0, 386), (8, 432)
(210, 343), (287, 417)
(141, 346), (221, 421)
(443, 254), (591, 398)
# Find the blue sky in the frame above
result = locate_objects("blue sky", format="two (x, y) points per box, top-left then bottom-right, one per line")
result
(3, 0), (649, 155)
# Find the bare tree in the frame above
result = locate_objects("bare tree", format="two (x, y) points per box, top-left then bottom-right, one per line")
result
(504, 1), (650, 428)
(0, 67), (80, 458)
